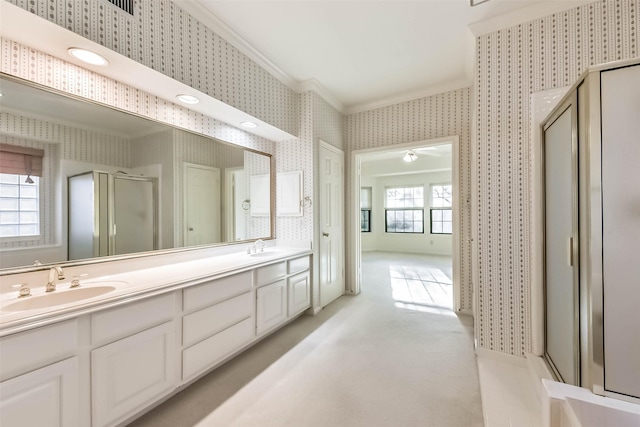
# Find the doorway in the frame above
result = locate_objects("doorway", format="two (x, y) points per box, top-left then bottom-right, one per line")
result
(351, 136), (461, 311)
(184, 163), (220, 246)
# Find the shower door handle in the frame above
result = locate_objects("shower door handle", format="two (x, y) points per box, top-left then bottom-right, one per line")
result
(567, 237), (574, 267)
(322, 232), (329, 237)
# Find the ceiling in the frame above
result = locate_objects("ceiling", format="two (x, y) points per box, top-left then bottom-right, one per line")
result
(182, 0), (591, 114)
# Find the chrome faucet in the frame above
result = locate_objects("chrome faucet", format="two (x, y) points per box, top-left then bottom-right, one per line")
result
(46, 266), (65, 292)
(255, 239), (265, 252)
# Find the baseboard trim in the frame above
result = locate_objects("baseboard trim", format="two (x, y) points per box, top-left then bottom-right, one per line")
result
(475, 347), (528, 367)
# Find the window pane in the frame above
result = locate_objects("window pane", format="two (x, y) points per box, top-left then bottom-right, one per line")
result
(19, 224), (39, 236)
(0, 199), (19, 210)
(0, 174), (19, 184)
(19, 211), (38, 224)
(0, 211), (19, 224)
(0, 186), (19, 198)
(385, 209), (423, 234)
(432, 222), (443, 233)
(443, 209), (452, 221)
(20, 199), (38, 211)
(443, 222), (453, 234)
(432, 184), (452, 208)
(20, 185), (37, 198)
(432, 210), (442, 221)
(0, 225), (19, 237)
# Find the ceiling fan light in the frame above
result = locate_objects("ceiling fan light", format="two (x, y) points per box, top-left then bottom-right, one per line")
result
(403, 151), (418, 163)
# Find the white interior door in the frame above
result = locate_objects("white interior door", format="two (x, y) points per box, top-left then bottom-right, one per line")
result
(319, 141), (345, 307)
(185, 163), (220, 246)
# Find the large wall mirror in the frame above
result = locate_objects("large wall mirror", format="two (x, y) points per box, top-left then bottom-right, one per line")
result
(0, 74), (273, 271)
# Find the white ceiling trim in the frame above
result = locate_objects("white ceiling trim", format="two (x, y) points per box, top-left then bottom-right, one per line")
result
(176, 0), (298, 91)
(297, 78), (345, 113)
(468, 0), (598, 36)
(345, 78), (472, 115)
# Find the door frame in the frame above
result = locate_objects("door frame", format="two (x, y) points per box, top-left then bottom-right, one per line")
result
(350, 136), (462, 312)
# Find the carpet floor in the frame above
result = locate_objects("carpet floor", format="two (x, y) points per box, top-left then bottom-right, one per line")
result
(130, 251), (484, 427)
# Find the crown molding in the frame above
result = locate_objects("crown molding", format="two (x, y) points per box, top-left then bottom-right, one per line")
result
(297, 78), (345, 114)
(344, 78), (472, 115)
(468, 0), (598, 37)
(176, 0), (298, 91)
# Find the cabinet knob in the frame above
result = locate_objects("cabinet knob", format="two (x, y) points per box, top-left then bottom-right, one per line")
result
(322, 232), (329, 237)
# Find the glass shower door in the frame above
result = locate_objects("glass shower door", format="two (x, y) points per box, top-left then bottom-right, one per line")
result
(543, 97), (580, 386)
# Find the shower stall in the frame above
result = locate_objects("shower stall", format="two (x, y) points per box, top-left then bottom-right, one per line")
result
(541, 59), (639, 402)
(68, 171), (158, 260)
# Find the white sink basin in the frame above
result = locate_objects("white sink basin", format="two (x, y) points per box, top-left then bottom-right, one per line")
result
(3, 285), (119, 312)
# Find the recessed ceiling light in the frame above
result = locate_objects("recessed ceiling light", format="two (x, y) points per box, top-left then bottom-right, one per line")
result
(68, 48), (108, 66)
(176, 94), (200, 105)
(241, 121), (258, 128)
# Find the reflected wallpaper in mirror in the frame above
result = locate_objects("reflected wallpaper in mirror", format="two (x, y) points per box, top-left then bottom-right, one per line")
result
(0, 75), (272, 270)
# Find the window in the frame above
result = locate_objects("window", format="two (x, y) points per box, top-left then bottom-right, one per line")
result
(0, 174), (40, 238)
(384, 186), (424, 233)
(361, 187), (372, 232)
(430, 184), (452, 234)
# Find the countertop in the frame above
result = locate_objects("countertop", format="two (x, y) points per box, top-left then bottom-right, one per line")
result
(0, 247), (311, 337)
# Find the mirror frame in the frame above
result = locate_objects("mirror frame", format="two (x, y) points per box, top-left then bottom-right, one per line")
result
(0, 72), (275, 276)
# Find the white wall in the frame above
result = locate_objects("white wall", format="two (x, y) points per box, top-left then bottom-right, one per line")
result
(361, 171), (452, 255)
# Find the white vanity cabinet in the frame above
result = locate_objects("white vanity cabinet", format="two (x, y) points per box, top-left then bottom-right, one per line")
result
(181, 271), (254, 381)
(0, 248), (313, 426)
(90, 294), (177, 427)
(255, 255), (312, 336)
(0, 320), (80, 427)
(287, 256), (311, 317)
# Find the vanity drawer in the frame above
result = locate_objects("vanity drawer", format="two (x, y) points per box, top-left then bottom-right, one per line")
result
(254, 262), (286, 287)
(182, 317), (253, 381)
(0, 319), (78, 381)
(91, 293), (174, 346)
(183, 292), (252, 348)
(183, 271), (252, 314)
(288, 256), (310, 274)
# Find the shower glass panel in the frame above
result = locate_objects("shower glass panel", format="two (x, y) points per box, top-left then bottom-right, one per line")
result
(543, 100), (580, 386)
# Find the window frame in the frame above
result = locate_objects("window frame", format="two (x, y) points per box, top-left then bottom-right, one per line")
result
(0, 173), (42, 241)
(384, 186), (425, 234)
(429, 183), (452, 235)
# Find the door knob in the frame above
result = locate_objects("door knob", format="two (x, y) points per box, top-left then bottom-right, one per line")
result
(189, 227), (194, 231)
(322, 232), (329, 237)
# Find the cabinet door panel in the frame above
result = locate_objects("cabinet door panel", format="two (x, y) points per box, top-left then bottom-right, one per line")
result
(288, 272), (311, 316)
(0, 357), (79, 427)
(92, 322), (176, 427)
(256, 280), (287, 335)
(182, 317), (253, 381)
(183, 292), (252, 347)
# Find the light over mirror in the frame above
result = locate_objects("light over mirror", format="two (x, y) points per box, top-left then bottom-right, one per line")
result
(0, 74), (273, 271)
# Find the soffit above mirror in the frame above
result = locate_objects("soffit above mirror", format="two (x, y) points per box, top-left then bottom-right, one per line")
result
(0, 1), (296, 143)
